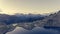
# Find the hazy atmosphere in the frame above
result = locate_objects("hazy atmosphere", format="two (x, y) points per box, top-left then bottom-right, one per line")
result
(0, 0), (60, 15)
(0, 0), (60, 34)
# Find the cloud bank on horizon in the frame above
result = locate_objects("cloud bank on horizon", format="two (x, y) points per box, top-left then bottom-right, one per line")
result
(0, 0), (60, 15)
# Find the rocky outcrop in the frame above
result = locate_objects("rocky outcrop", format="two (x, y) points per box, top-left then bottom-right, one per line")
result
(44, 11), (60, 27)
(0, 22), (16, 34)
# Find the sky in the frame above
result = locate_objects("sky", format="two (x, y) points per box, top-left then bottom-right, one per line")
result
(0, 0), (60, 15)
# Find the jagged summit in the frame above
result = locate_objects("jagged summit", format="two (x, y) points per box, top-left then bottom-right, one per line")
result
(43, 10), (60, 27)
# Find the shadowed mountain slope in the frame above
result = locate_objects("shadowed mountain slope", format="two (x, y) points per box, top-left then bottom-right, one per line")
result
(16, 11), (60, 30)
(0, 14), (45, 25)
(0, 11), (60, 34)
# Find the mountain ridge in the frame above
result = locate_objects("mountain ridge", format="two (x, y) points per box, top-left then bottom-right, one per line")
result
(0, 11), (60, 34)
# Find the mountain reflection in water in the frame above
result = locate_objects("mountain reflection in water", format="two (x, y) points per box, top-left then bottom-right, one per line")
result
(6, 27), (60, 34)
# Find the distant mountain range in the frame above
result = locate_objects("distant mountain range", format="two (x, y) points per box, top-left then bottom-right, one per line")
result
(17, 10), (60, 30)
(0, 13), (45, 34)
(0, 10), (60, 34)
(0, 14), (45, 25)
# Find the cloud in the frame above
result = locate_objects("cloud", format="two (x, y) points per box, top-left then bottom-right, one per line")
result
(0, 9), (2, 12)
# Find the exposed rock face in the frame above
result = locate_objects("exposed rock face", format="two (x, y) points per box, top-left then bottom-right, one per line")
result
(0, 22), (8, 34)
(44, 11), (60, 27)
